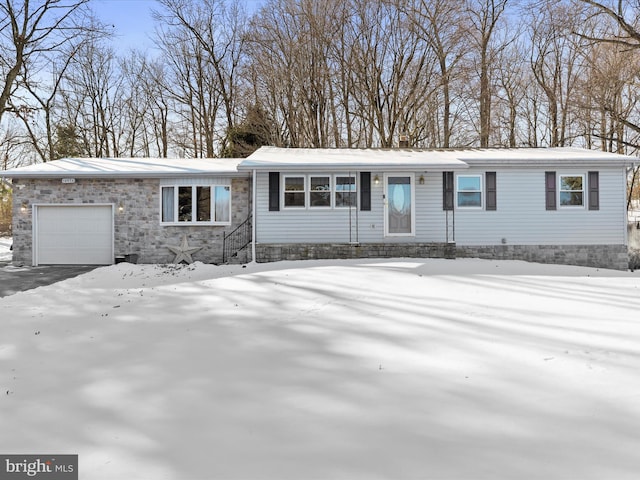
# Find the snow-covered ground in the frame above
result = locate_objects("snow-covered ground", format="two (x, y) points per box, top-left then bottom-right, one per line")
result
(1, 258), (640, 480)
(0, 236), (11, 262)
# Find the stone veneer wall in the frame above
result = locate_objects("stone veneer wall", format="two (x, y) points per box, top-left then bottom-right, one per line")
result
(457, 244), (630, 271)
(254, 242), (629, 270)
(255, 243), (456, 262)
(11, 177), (251, 265)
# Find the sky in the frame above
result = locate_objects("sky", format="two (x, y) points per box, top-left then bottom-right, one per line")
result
(89, 0), (265, 52)
(90, 0), (158, 51)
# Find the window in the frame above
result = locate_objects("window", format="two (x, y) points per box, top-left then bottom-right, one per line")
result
(178, 186), (192, 221)
(162, 187), (175, 222)
(214, 186), (231, 222)
(197, 186), (211, 221)
(161, 185), (231, 224)
(284, 176), (305, 207)
(310, 176), (331, 207)
(559, 175), (584, 207)
(279, 173), (359, 209)
(335, 175), (357, 207)
(457, 175), (482, 207)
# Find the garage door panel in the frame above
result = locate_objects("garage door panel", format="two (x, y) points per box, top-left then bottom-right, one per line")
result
(36, 206), (113, 265)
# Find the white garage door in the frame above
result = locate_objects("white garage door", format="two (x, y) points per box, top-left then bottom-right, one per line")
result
(35, 205), (114, 265)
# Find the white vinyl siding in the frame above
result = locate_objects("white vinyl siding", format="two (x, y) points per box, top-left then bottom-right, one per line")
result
(255, 171), (449, 244)
(255, 167), (626, 247)
(454, 168), (626, 246)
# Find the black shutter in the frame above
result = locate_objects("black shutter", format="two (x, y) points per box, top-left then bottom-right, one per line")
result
(486, 171), (497, 211)
(545, 171), (556, 210)
(443, 172), (454, 210)
(360, 172), (371, 211)
(588, 171), (599, 210)
(268, 172), (280, 211)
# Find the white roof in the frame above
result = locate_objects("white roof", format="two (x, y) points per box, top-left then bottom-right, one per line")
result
(457, 147), (636, 167)
(2, 147), (634, 180)
(239, 146), (636, 170)
(1, 157), (245, 179)
(239, 147), (469, 171)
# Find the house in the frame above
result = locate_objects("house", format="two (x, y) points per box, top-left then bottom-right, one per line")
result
(237, 146), (634, 270)
(1, 146), (635, 270)
(3, 157), (250, 265)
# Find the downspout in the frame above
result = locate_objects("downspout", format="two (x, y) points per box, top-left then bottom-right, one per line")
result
(355, 172), (359, 244)
(348, 171), (352, 244)
(624, 166), (633, 248)
(251, 169), (257, 263)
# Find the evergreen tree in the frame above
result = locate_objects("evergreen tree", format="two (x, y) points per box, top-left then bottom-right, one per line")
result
(222, 104), (275, 158)
(53, 124), (86, 159)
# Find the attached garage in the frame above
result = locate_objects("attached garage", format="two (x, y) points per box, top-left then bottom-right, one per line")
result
(34, 205), (114, 265)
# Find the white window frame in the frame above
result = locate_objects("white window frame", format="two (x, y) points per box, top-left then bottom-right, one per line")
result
(309, 175), (332, 209)
(281, 173), (360, 209)
(558, 174), (585, 208)
(456, 174), (483, 209)
(160, 184), (231, 226)
(283, 175), (306, 209)
(334, 174), (358, 208)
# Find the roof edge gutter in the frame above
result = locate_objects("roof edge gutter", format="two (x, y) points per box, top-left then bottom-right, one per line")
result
(0, 171), (250, 180)
(237, 164), (469, 172)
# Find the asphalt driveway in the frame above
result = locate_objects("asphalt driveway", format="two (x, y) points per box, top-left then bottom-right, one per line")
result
(0, 263), (97, 297)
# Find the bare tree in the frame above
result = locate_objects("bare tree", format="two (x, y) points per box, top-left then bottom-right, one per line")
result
(10, 35), (97, 162)
(572, 0), (640, 208)
(406, 0), (467, 147)
(573, 0), (640, 49)
(465, 0), (510, 147)
(128, 54), (171, 158)
(346, 0), (436, 147)
(494, 37), (528, 147)
(154, 0), (247, 156)
(59, 40), (124, 157)
(576, 41), (640, 153)
(248, 0), (344, 148)
(0, 0), (99, 125)
(527, 0), (585, 147)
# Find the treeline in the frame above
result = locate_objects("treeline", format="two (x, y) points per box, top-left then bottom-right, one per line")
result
(2, 0), (640, 166)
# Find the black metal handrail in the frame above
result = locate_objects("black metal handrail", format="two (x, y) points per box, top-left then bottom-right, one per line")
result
(223, 216), (252, 263)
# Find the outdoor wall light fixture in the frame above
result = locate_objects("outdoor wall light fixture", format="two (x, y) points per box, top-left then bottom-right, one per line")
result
(118, 202), (124, 213)
(20, 202), (28, 213)
(419, 175), (425, 185)
(374, 174), (380, 185)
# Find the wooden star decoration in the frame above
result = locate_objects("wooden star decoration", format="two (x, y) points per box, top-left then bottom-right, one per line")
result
(167, 235), (203, 264)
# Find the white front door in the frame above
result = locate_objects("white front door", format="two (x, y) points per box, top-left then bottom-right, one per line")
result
(385, 174), (415, 236)
(34, 205), (114, 265)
